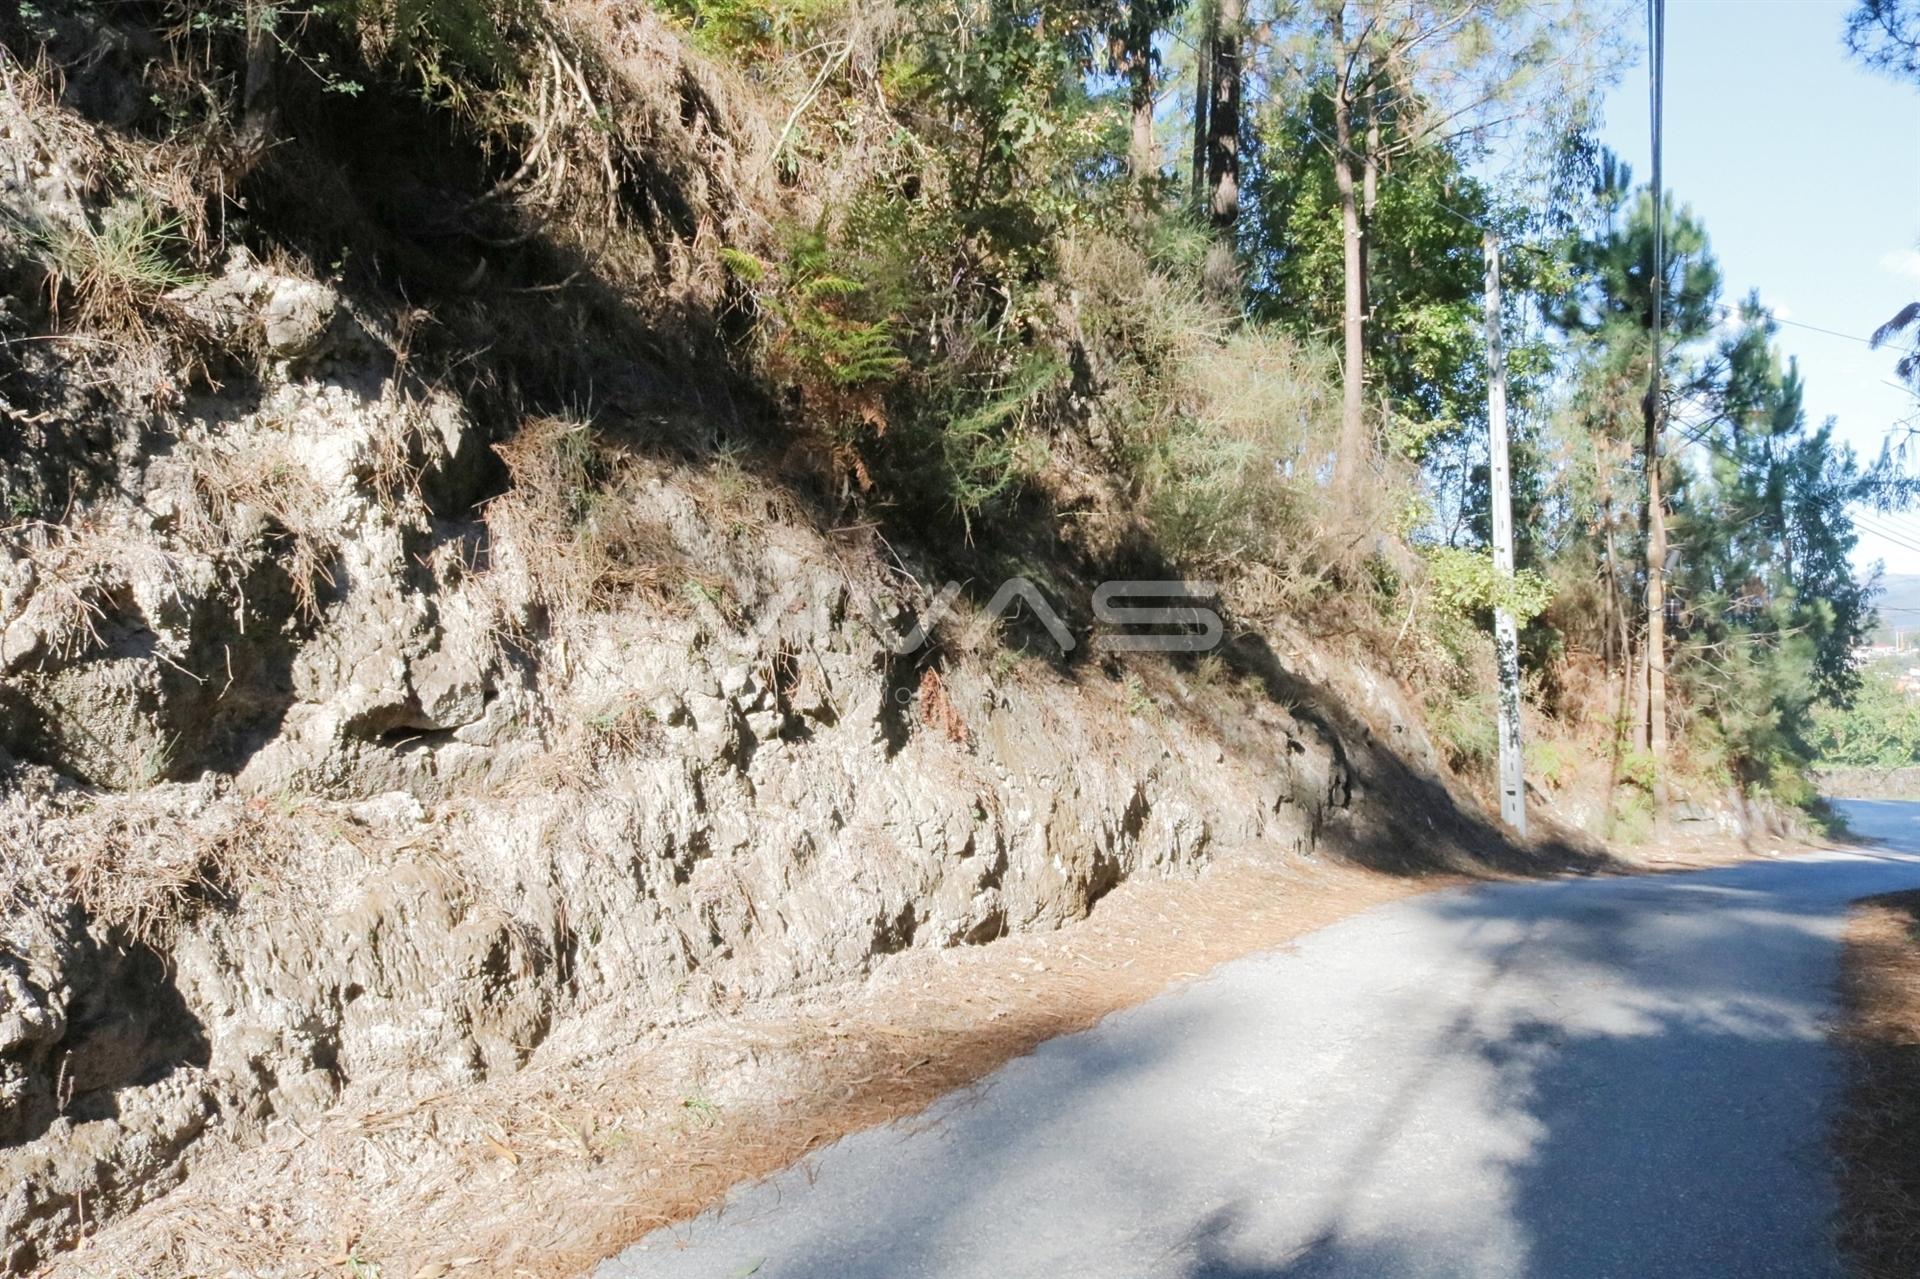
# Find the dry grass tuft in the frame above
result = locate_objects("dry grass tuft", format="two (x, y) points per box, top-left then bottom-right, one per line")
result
(582, 696), (665, 763)
(177, 441), (340, 621)
(419, 0), (793, 314)
(8, 781), (337, 946)
(1, 59), (223, 351)
(1, 520), (118, 658)
(32, 196), (200, 339)
(0, 518), (202, 666)
(483, 417), (721, 635)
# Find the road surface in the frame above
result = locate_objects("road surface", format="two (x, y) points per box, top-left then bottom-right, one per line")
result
(596, 800), (1920, 1278)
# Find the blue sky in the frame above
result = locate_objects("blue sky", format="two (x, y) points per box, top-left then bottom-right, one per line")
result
(1595, 0), (1920, 574)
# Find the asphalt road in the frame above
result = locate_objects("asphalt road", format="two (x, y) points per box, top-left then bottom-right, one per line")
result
(596, 800), (1920, 1279)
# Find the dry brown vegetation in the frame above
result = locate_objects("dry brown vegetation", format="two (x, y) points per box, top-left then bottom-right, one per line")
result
(36, 790), (322, 944)
(1835, 890), (1920, 1279)
(483, 417), (733, 631)
(178, 440), (341, 621)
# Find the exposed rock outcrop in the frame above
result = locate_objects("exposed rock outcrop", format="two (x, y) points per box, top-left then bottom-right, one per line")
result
(0, 324), (1418, 1266)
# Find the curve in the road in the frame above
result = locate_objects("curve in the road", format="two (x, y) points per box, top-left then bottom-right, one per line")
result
(596, 799), (1920, 1279)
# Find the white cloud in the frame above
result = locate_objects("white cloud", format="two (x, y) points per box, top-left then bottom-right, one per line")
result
(1881, 248), (1920, 284)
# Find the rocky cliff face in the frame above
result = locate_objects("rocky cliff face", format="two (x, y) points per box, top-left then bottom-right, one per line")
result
(0, 34), (1517, 1269)
(0, 259), (1444, 1266)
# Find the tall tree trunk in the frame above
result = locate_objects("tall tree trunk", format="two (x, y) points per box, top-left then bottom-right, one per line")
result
(1362, 86), (1379, 342)
(1203, 0), (1241, 301)
(1127, 2), (1156, 212)
(1601, 483), (1623, 669)
(1646, 401), (1671, 812)
(1330, 77), (1367, 491)
(1190, 0), (1212, 210)
(1631, 617), (1649, 750)
(238, 0), (277, 168)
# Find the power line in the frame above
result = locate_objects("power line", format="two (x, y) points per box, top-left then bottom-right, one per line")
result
(1711, 301), (1882, 348)
(1854, 508), (1920, 550)
(1663, 390), (1920, 565)
(1856, 502), (1920, 532)
(1670, 419), (1920, 539)
(1859, 519), (1920, 551)
(1854, 514), (1920, 557)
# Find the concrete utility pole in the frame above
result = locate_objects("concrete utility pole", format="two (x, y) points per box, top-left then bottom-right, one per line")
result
(1484, 231), (1526, 837)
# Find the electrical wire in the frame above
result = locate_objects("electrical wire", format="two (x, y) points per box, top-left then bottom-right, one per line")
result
(1710, 301), (1884, 348)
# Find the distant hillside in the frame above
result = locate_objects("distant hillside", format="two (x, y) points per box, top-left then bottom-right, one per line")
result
(1867, 574), (1920, 644)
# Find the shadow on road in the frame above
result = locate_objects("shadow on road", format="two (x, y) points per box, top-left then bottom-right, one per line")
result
(611, 804), (1920, 1279)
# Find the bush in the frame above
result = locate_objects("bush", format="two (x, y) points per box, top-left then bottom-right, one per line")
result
(1526, 738), (1574, 790)
(1430, 687), (1499, 773)
(1612, 787), (1655, 845)
(654, 0), (842, 53)
(722, 233), (908, 490)
(1136, 331), (1330, 566)
(31, 198), (199, 336)
(1057, 230), (1336, 573)
(900, 351), (1063, 523)
(314, 0), (533, 100)
(1423, 545), (1553, 626)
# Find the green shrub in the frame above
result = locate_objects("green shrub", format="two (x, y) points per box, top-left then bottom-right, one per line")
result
(1617, 746), (1657, 794)
(654, 0), (842, 53)
(1611, 787), (1655, 845)
(1136, 330), (1328, 565)
(1429, 688), (1499, 773)
(32, 198), (199, 335)
(1526, 738), (1574, 790)
(722, 229), (908, 487)
(314, 0), (532, 101)
(907, 351), (1062, 523)
(1423, 546), (1553, 626)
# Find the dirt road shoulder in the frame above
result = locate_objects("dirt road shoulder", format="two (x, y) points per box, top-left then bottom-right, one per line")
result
(1835, 889), (1920, 1279)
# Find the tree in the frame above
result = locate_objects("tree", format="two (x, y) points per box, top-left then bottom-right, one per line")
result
(1203, 0), (1243, 298)
(1189, 0), (1212, 207)
(1115, 0), (1186, 210)
(1269, 0), (1614, 495)
(1248, 98), (1524, 453)
(1667, 301), (1876, 795)
(1548, 169), (1720, 802)
(1845, 0), (1920, 83)
(1126, 0), (1157, 198)
(1811, 668), (1920, 770)
(1845, 1), (1920, 430)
